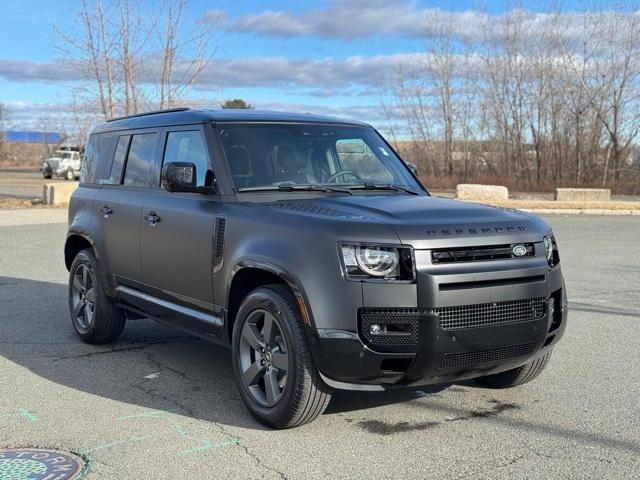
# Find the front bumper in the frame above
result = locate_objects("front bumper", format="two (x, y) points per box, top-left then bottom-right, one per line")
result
(310, 259), (567, 390)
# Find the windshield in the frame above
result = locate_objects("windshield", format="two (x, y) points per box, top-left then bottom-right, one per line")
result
(58, 152), (73, 159)
(218, 123), (422, 193)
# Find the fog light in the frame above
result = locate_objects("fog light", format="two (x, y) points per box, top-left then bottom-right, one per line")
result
(370, 324), (383, 335)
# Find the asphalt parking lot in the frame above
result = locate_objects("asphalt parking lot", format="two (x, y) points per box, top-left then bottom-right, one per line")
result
(0, 213), (638, 479)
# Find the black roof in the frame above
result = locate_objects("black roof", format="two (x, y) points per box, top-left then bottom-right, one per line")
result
(91, 108), (368, 133)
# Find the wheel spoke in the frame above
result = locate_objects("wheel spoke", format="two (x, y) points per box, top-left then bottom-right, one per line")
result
(73, 274), (83, 292)
(85, 303), (94, 324)
(73, 299), (85, 318)
(243, 361), (264, 386)
(262, 312), (276, 346)
(264, 368), (281, 404)
(242, 323), (264, 351)
(81, 265), (89, 288)
(271, 352), (288, 372)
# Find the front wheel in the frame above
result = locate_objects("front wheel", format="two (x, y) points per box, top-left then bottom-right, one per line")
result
(232, 284), (331, 429)
(65, 169), (75, 180)
(476, 350), (552, 388)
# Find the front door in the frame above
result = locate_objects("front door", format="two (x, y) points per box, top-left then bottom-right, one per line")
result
(140, 126), (221, 335)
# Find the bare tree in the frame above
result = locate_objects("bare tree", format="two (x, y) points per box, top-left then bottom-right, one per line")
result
(390, 1), (640, 194)
(54, 0), (219, 119)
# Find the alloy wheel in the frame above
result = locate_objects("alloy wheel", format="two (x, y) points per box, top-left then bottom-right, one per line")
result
(71, 263), (97, 332)
(238, 309), (290, 407)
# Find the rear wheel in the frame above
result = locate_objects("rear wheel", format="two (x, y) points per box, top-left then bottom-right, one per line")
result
(232, 284), (331, 429)
(69, 249), (126, 344)
(476, 351), (552, 388)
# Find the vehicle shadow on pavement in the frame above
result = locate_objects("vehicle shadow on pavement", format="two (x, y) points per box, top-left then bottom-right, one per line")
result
(0, 276), (449, 429)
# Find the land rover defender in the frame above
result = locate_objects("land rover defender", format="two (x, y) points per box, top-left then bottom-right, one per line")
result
(65, 109), (567, 428)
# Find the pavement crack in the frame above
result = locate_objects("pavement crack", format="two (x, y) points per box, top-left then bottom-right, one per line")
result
(48, 337), (191, 361)
(238, 443), (289, 480)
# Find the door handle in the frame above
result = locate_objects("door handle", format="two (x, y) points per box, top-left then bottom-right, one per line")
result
(99, 204), (113, 216)
(144, 211), (161, 226)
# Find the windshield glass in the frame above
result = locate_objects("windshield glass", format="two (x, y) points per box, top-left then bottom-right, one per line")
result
(59, 152), (73, 159)
(218, 124), (421, 192)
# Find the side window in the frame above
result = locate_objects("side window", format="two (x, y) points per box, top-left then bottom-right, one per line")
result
(123, 133), (159, 187)
(80, 134), (99, 184)
(335, 138), (394, 182)
(163, 130), (211, 187)
(107, 135), (131, 185)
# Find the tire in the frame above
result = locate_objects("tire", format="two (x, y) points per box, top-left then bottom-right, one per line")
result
(476, 350), (552, 388)
(232, 284), (332, 429)
(68, 249), (126, 344)
(65, 169), (75, 181)
(43, 171), (51, 179)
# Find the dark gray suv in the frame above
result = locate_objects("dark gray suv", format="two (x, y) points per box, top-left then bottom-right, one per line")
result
(65, 108), (567, 428)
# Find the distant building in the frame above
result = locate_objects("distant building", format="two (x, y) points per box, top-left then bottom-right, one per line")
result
(4, 131), (63, 144)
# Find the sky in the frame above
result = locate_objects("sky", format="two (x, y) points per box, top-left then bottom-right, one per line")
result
(0, 0), (619, 132)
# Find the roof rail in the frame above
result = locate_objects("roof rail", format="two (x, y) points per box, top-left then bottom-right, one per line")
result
(106, 107), (191, 123)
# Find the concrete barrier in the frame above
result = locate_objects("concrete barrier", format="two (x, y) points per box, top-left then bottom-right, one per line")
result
(555, 188), (611, 202)
(43, 182), (78, 205)
(456, 184), (509, 201)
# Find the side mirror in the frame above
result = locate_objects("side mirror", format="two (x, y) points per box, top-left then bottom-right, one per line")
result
(161, 162), (214, 193)
(406, 162), (418, 176)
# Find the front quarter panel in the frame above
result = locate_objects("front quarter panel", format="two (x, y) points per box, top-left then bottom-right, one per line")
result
(217, 201), (402, 334)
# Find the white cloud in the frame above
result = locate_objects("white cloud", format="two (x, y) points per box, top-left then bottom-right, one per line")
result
(217, 1), (637, 44)
(0, 53), (424, 93)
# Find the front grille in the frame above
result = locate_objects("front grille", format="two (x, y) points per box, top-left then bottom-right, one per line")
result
(359, 308), (422, 352)
(436, 297), (545, 331)
(440, 342), (538, 369)
(431, 243), (535, 263)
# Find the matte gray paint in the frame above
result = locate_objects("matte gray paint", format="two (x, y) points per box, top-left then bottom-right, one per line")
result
(65, 112), (567, 389)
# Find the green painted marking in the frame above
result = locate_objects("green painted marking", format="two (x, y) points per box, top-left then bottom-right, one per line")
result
(81, 432), (165, 454)
(18, 408), (38, 422)
(180, 439), (240, 455)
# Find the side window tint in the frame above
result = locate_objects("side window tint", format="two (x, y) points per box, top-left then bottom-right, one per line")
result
(123, 133), (158, 187)
(80, 134), (99, 184)
(163, 131), (211, 186)
(108, 135), (130, 184)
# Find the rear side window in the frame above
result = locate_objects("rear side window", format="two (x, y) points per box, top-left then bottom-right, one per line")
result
(80, 134), (104, 183)
(82, 133), (117, 184)
(123, 133), (159, 187)
(107, 135), (131, 185)
(163, 131), (211, 187)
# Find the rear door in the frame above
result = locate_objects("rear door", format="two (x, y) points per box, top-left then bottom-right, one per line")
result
(140, 125), (222, 333)
(93, 130), (160, 286)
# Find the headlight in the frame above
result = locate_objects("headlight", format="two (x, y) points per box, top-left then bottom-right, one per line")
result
(341, 244), (414, 281)
(543, 235), (560, 268)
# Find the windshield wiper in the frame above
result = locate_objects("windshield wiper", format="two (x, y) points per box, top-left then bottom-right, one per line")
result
(347, 183), (421, 195)
(238, 185), (353, 195)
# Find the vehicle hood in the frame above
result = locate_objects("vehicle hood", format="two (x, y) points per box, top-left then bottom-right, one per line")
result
(266, 194), (549, 249)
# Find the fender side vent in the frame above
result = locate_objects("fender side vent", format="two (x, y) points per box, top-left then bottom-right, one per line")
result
(213, 217), (226, 268)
